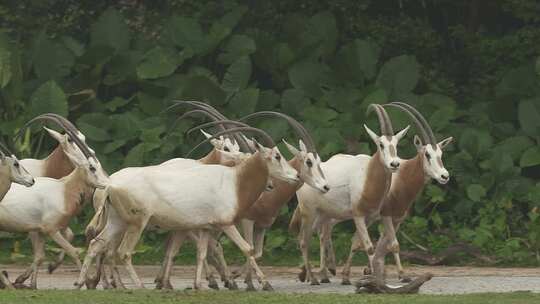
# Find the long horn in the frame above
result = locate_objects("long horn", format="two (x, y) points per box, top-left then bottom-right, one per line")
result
(166, 109), (226, 138)
(41, 113), (96, 158)
(168, 100), (252, 152)
(187, 120), (251, 136)
(376, 104), (394, 135)
(186, 127), (275, 157)
(0, 141), (12, 156)
(366, 104), (389, 135)
(239, 111), (317, 153)
(391, 102), (436, 144)
(14, 114), (94, 159)
(384, 103), (430, 144)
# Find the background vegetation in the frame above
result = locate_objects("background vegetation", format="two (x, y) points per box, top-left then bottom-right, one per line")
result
(0, 0), (539, 267)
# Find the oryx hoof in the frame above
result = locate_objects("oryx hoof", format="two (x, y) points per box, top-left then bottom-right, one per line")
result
(363, 267), (372, 276)
(208, 280), (219, 290)
(310, 278), (320, 286)
(245, 284), (257, 292)
(320, 278), (331, 284)
(262, 281), (274, 291)
(298, 267), (307, 282)
(329, 268), (337, 276)
(225, 280), (238, 290)
(14, 282), (31, 289)
(341, 278), (352, 285)
(73, 281), (84, 290)
(85, 276), (99, 290)
(47, 263), (59, 274)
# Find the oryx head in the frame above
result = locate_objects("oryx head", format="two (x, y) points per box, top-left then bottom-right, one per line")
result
(200, 129), (245, 165)
(385, 102), (452, 184)
(0, 144), (34, 187)
(239, 111), (329, 193)
(365, 104), (410, 172)
(283, 139), (329, 193)
(64, 148), (109, 190)
(252, 139), (299, 184)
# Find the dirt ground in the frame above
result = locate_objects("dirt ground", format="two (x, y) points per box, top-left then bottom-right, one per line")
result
(2, 264), (540, 294)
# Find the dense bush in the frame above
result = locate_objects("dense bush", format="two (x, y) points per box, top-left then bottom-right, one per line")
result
(0, 0), (539, 266)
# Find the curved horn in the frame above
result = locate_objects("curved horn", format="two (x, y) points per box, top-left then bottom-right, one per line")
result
(168, 100), (251, 152)
(187, 120), (251, 136)
(186, 127), (275, 157)
(0, 141), (12, 156)
(384, 103), (430, 144)
(14, 114), (94, 159)
(166, 109), (226, 138)
(366, 104), (389, 135)
(376, 104), (394, 135)
(239, 111), (317, 153)
(391, 102), (436, 144)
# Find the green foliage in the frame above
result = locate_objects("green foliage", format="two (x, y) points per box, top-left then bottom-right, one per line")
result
(0, 0), (540, 267)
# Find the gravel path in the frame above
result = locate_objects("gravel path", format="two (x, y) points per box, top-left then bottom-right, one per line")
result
(2, 265), (540, 294)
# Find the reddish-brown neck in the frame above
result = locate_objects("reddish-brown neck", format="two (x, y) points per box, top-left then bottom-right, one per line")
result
(355, 151), (392, 216)
(234, 152), (270, 221)
(43, 145), (75, 179)
(198, 148), (220, 165)
(0, 165), (11, 201)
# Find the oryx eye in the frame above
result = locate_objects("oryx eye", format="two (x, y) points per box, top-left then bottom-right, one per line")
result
(14, 162), (19, 168)
(425, 152), (431, 160)
(306, 159), (313, 167)
(379, 143), (384, 149)
(275, 154), (281, 161)
(89, 165), (96, 173)
(67, 138), (73, 143)
(223, 147), (230, 152)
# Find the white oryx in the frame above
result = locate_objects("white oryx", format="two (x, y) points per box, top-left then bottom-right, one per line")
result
(16, 114), (95, 274)
(76, 126), (299, 290)
(0, 117), (108, 289)
(341, 102), (452, 283)
(155, 111), (330, 291)
(85, 105), (252, 290)
(0, 143), (34, 290)
(289, 104), (410, 285)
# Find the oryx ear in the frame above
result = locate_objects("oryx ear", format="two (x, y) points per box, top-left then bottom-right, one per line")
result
(363, 124), (379, 143)
(0, 151), (5, 162)
(413, 135), (423, 151)
(44, 127), (64, 142)
(252, 138), (263, 152)
(438, 137), (453, 150)
(283, 139), (300, 156)
(395, 125), (410, 141)
(298, 139), (308, 153)
(200, 129), (213, 139)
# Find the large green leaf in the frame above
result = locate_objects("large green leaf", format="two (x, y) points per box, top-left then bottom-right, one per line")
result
(163, 16), (208, 54)
(90, 8), (130, 52)
(77, 113), (112, 142)
(518, 99), (540, 137)
(302, 106), (338, 127)
(218, 35), (256, 64)
(520, 147), (540, 168)
(222, 56), (252, 93)
(32, 33), (74, 80)
(182, 75), (226, 105)
(136, 47), (180, 80)
(288, 61), (331, 98)
(467, 184), (487, 202)
(30, 81), (68, 117)
(335, 39), (380, 83)
(281, 89), (310, 116)
(0, 47), (11, 88)
(228, 88), (259, 117)
(376, 55), (419, 99)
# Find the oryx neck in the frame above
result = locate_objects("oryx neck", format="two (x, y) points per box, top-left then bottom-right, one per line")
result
(0, 165), (11, 201)
(63, 167), (94, 211)
(243, 155), (302, 227)
(234, 151), (269, 221)
(381, 153), (425, 218)
(354, 151), (392, 216)
(43, 145), (75, 179)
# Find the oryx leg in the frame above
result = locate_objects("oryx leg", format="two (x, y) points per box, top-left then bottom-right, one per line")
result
(75, 215), (125, 289)
(15, 232), (45, 289)
(207, 236), (237, 290)
(116, 221), (148, 289)
(299, 214), (319, 285)
(194, 230), (209, 290)
(221, 225), (273, 291)
(48, 227), (74, 274)
(318, 222), (333, 283)
(0, 271), (14, 289)
(325, 234), (337, 276)
(380, 217), (409, 282)
(241, 220), (256, 291)
(49, 230), (82, 269)
(341, 231), (363, 285)
(155, 231), (187, 290)
(108, 256), (126, 289)
(353, 216), (374, 271)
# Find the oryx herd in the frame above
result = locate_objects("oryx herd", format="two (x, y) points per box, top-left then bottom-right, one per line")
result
(0, 101), (452, 293)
